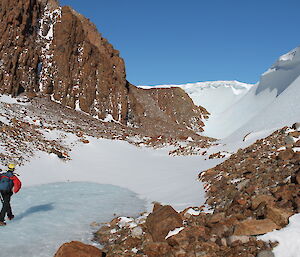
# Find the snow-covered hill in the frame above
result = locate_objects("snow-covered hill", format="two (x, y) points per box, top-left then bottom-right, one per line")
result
(143, 46), (300, 142)
(204, 46), (300, 140)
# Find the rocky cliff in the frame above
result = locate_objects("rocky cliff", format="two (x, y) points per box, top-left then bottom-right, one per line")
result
(0, 0), (208, 136)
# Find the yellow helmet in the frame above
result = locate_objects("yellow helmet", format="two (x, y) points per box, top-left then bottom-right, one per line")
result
(8, 164), (15, 170)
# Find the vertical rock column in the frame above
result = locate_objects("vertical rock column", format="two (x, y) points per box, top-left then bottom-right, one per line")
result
(0, 0), (45, 95)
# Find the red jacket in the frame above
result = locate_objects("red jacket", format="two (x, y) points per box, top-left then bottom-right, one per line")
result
(11, 175), (22, 193)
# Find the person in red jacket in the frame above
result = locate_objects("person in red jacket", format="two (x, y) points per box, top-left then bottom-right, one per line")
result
(0, 164), (22, 226)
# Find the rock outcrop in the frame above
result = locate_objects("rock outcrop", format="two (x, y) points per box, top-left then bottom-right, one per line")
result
(145, 204), (183, 242)
(0, 0), (209, 136)
(54, 241), (105, 257)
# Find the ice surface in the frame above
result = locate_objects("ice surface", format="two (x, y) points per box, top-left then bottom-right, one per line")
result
(0, 182), (145, 257)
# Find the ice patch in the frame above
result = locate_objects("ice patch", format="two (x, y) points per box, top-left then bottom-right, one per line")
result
(0, 182), (145, 257)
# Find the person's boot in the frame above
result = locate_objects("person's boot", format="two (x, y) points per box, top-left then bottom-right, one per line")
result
(0, 221), (6, 226)
(7, 215), (14, 220)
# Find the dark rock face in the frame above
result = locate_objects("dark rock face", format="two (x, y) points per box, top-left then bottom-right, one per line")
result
(0, 0), (45, 95)
(50, 6), (128, 121)
(0, 0), (208, 135)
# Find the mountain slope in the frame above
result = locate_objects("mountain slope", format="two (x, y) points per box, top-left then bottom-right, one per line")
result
(184, 46), (300, 140)
(140, 81), (252, 115)
(221, 46), (300, 140)
(0, 0), (209, 137)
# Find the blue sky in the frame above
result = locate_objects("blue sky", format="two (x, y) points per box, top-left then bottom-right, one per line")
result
(60, 0), (300, 86)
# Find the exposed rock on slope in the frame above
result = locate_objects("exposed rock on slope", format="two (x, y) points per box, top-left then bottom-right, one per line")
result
(127, 85), (209, 134)
(93, 123), (300, 256)
(0, 95), (212, 167)
(0, 0), (208, 135)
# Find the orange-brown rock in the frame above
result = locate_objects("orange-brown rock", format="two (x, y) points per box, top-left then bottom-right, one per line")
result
(234, 219), (279, 236)
(209, 212), (226, 223)
(297, 172), (300, 184)
(54, 241), (104, 257)
(288, 131), (300, 137)
(277, 149), (294, 160)
(143, 242), (172, 257)
(127, 85), (209, 134)
(226, 235), (250, 245)
(166, 226), (206, 248)
(146, 205), (183, 242)
(266, 206), (293, 227)
(251, 195), (276, 210)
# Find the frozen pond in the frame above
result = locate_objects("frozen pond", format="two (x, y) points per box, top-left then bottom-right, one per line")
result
(0, 182), (146, 257)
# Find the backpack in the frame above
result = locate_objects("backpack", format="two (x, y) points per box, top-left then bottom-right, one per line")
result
(0, 171), (14, 192)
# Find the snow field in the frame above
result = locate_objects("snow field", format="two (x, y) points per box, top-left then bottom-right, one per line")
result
(259, 214), (300, 257)
(20, 136), (223, 211)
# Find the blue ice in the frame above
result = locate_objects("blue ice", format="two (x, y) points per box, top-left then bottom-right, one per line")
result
(0, 182), (145, 257)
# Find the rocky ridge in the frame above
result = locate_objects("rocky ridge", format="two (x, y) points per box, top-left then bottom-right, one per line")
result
(93, 123), (300, 257)
(0, 95), (213, 167)
(0, 0), (209, 136)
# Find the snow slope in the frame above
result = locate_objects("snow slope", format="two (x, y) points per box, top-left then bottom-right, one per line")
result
(259, 214), (300, 257)
(140, 46), (300, 141)
(221, 47), (300, 141)
(19, 136), (222, 211)
(203, 46), (300, 139)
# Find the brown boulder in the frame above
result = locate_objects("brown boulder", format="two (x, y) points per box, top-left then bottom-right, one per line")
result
(166, 226), (206, 248)
(146, 205), (183, 242)
(288, 131), (300, 137)
(277, 149), (294, 160)
(266, 206), (293, 227)
(251, 195), (276, 210)
(296, 172), (300, 184)
(54, 241), (104, 257)
(209, 212), (226, 223)
(143, 242), (172, 257)
(234, 219), (279, 236)
(226, 235), (250, 245)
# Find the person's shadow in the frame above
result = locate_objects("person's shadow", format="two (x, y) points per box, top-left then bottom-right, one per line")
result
(13, 203), (55, 221)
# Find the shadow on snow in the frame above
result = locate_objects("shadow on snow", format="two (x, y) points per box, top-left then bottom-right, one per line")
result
(13, 203), (55, 221)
